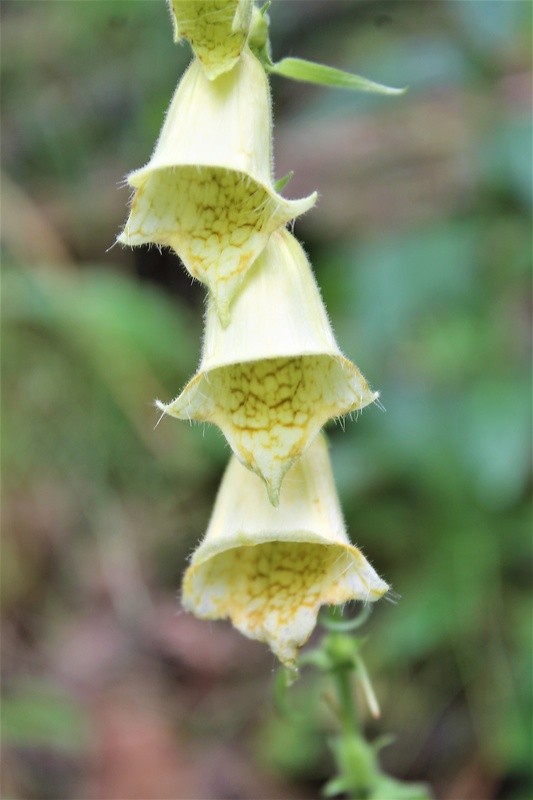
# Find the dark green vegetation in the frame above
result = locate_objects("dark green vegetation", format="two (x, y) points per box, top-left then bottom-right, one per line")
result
(1, 2), (531, 798)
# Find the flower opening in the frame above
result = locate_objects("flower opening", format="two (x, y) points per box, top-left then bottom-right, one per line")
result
(118, 50), (316, 325)
(156, 228), (378, 505)
(182, 434), (389, 666)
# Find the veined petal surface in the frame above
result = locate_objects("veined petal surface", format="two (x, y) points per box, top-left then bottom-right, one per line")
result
(157, 229), (378, 504)
(183, 435), (389, 666)
(118, 51), (316, 324)
(169, 0), (253, 80)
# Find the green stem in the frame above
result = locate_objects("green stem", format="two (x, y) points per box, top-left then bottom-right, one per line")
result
(313, 622), (432, 798)
(334, 658), (358, 735)
(328, 636), (372, 800)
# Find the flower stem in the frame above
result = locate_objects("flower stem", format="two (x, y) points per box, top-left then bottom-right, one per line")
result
(333, 660), (359, 735)
(322, 628), (377, 799)
(314, 613), (432, 799)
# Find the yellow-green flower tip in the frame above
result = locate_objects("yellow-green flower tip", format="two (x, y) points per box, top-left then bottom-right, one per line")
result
(156, 229), (378, 504)
(182, 434), (389, 667)
(169, 0), (253, 80)
(118, 50), (316, 325)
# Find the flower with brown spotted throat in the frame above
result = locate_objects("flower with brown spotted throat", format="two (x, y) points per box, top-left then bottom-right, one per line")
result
(119, 0), (389, 668)
(118, 48), (316, 326)
(156, 227), (378, 506)
(169, 0), (253, 80)
(182, 433), (389, 667)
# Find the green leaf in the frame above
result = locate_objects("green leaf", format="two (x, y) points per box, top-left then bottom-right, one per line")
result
(268, 57), (406, 95)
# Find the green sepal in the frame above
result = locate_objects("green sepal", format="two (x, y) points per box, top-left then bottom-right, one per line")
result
(370, 775), (434, 799)
(371, 733), (396, 753)
(268, 57), (406, 95)
(297, 647), (332, 672)
(274, 171), (294, 193)
(248, 4), (273, 66)
(273, 667), (305, 722)
(232, 0), (254, 35)
(322, 776), (350, 797)
(319, 602), (372, 632)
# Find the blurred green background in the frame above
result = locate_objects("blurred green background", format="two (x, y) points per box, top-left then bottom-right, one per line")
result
(1, 1), (531, 798)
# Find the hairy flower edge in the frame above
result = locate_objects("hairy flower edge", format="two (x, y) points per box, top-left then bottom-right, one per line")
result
(156, 229), (378, 504)
(117, 50), (316, 324)
(182, 434), (389, 667)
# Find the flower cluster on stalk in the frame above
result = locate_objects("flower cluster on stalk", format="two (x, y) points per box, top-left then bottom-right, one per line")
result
(119, 0), (388, 668)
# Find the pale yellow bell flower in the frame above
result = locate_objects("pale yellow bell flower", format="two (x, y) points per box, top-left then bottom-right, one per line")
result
(118, 49), (316, 326)
(156, 228), (378, 506)
(168, 0), (253, 80)
(182, 434), (389, 667)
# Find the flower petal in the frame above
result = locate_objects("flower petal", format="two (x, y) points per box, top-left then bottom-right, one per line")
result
(182, 434), (389, 666)
(120, 167), (314, 326)
(157, 229), (378, 504)
(118, 51), (316, 324)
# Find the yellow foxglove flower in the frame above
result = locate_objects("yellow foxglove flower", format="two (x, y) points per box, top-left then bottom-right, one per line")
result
(156, 228), (378, 506)
(182, 434), (389, 667)
(169, 0), (253, 80)
(118, 49), (316, 325)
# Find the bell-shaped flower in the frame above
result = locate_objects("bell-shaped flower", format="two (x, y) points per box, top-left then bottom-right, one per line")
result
(168, 0), (253, 80)
(118, 49), (316, 326)
(182, 434), (389, 667)
(156, 228), (378, 506)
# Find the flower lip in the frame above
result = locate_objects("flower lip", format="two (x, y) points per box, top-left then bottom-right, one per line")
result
(117, 50), (316, 325)
(156, 229), (378, 505)
(182, 434), (389, 667)
(159, 353), (377, 506)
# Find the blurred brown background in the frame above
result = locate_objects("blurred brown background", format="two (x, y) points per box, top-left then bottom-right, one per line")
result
(1, 2), (532, 799)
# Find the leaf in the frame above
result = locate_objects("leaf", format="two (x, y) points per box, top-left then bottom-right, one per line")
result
(268, 57), (406, 95)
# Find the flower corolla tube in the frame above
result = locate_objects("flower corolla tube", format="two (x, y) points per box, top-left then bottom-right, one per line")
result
(168, 0), (253, 80)
(118, 49), (316, 325)
(182, 433), (389, 667)
(156, 227), (378, 506)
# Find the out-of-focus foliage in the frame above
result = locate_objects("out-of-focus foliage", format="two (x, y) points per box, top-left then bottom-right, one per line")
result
(1, 2), (531, 799)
